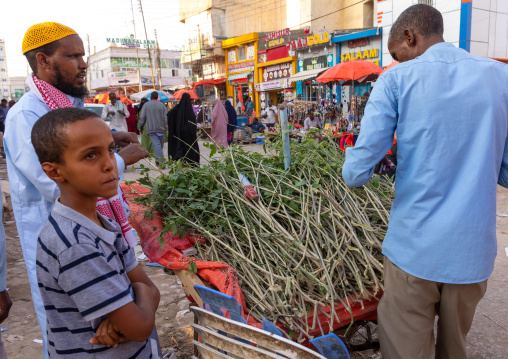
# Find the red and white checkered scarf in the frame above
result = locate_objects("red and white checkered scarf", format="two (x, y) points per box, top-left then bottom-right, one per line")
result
(28, 74), (138, 247)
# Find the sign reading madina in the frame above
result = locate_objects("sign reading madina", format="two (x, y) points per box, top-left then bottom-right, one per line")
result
(107, 34), (156, 49)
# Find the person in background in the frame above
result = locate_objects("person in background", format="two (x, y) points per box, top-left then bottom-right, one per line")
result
(304, 112), (321, 130)
(211, 98), (228, 148)
(244, 117), (265, 139)
(0, 100), (7, 133)
(136, 98), (154, 156)
(245, 96), (254, 117)
(7, 100), (16, 112)
(261, 99), (277, 128)
(224, 100), (237, 145)
(191, 99), (200, 117)
(32, 108), (160, 358)
(125, 102), (138, 134)
(342, 5), (508, 358)
(4, 23), (149, 357)
(102, 92), (129, 132)
(167, 92), (200, 166)
(139, 91), (168, 167)
(235, 99), (242, 115)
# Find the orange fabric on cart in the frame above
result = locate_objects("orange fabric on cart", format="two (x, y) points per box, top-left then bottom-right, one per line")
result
(121, 183), (380, 341)
(121, 183), (260, 328)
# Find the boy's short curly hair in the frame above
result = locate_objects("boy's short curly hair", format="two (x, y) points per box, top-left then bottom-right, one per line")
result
(31, 107), (100, 164)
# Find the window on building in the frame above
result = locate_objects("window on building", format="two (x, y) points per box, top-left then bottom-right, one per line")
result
(174, 59), (180, 68)
(237, 46), (246, 62)
(417, 0), (433, 5)
(172, 69), (178, 77)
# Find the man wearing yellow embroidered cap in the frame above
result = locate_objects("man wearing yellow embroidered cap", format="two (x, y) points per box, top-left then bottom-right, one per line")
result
(4, 23), (149, 358)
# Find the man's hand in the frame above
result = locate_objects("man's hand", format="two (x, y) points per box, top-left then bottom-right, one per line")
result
(374, 156), (396, 175)
(108, 111), (115, 116)
(117, 143), (149, 166)
(0, 290), (12, 324)
(111, 131), (140, 147)
(90, 318), (128, 347)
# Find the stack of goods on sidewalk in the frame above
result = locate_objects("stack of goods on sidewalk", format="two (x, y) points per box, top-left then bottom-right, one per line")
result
(137, 139), (393, 340)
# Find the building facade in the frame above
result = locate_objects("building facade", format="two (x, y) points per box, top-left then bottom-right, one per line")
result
(88, 44), (191, 96)
(180, 0), (374, 88)
(376, 0), (508, 65)
(8, 76), (27, 101)
(0, 40), (9, 99)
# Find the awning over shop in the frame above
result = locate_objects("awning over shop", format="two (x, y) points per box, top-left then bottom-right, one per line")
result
(227, 72), (253, 81)
(191, 78), (226, 89)
(289, 67), (330, 82)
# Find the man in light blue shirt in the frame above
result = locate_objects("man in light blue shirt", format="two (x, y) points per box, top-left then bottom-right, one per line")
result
(4, 22), (148, 358)
(342, 5), (508, 358)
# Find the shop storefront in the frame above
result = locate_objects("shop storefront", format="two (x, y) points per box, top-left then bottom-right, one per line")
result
(332, 28), (382, 108)
(222, 33), (259, 111)
(288, 29), (336, 102)
(255, 28), (302, 115)
(331, 28), (382, 122)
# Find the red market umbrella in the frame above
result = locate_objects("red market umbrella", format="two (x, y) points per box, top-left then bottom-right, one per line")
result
(173, 89), (200, 100)
(94, 93), (133, 104)
(381, 61), (399, 74)
(316, 59), (383, 84)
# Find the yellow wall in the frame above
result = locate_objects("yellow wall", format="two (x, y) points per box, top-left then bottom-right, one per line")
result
(223, 33), (259, 113)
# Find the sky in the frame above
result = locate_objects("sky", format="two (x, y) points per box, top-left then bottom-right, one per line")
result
(0, 0), (187, 77)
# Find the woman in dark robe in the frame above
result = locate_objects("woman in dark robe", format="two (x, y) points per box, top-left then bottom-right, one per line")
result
(167, 93), (200, 165)
(224, 100), (237, 145)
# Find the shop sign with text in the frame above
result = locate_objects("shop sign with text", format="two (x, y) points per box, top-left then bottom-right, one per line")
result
(106, 34), (155, 49)
(262, 62), (292, 82)
(227, 61), (255, 74)
(348, 38), (368, 48)
(341, 49), (379, 64)
(108, 70), (138, 86)
(298, 54), (333, 72)
(255, 78), (293, 91)
(287, 32), (330, 50)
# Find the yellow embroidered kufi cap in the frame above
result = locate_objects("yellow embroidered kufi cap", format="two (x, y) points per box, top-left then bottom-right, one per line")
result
(22, 22), (78, 54)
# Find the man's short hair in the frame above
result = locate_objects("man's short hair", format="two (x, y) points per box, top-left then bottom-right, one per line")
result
(109, 92), (116, 98)
(390, 4), (444, 41)
(32, 108), (100, 164)
(24, 41), (61, 75)
(150, 91), (158, 100)
(0, 99), (6, 103)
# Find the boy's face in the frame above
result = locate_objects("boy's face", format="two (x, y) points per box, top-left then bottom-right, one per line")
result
(43, 117), (119, 199)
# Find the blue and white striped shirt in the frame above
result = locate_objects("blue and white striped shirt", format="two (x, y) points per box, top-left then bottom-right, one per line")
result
(37, 200), (159, 358)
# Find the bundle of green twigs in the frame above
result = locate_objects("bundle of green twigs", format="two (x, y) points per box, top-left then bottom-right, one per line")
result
(138, 137), (394, 340)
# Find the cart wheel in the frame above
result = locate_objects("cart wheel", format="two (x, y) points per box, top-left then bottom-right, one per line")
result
(334, 321), (380, 352)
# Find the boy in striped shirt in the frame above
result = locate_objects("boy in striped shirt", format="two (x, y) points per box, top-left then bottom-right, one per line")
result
(32, 108), (161, 358)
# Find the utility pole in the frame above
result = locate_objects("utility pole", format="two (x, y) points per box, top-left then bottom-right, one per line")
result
(130, 0), (142, 92)
(154, 29), (162, 90)
(86, 34), (91, 91)
(138, 0), (156, 89)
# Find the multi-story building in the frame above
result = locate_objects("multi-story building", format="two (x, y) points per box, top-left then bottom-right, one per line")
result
(0, 40), (9, 99)
(377, 0), (508, 65)
(8, 76), (27, 101)
(179, 0), (374, 77)
(88, 41), (192, 96)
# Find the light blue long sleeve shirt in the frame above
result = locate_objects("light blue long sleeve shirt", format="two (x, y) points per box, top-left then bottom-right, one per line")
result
(3, 91), (126, 357)
(0, 183), (6, 292)
(343, 42), (508, 284)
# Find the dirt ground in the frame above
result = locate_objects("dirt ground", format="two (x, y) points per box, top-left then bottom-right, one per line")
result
(1, 148), (507, 358)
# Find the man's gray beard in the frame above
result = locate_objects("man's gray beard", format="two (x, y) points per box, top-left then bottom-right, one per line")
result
(53, 64), (89, 98)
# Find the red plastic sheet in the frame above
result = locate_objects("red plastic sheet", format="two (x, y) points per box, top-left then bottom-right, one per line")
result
(121, 183), (380, 340)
